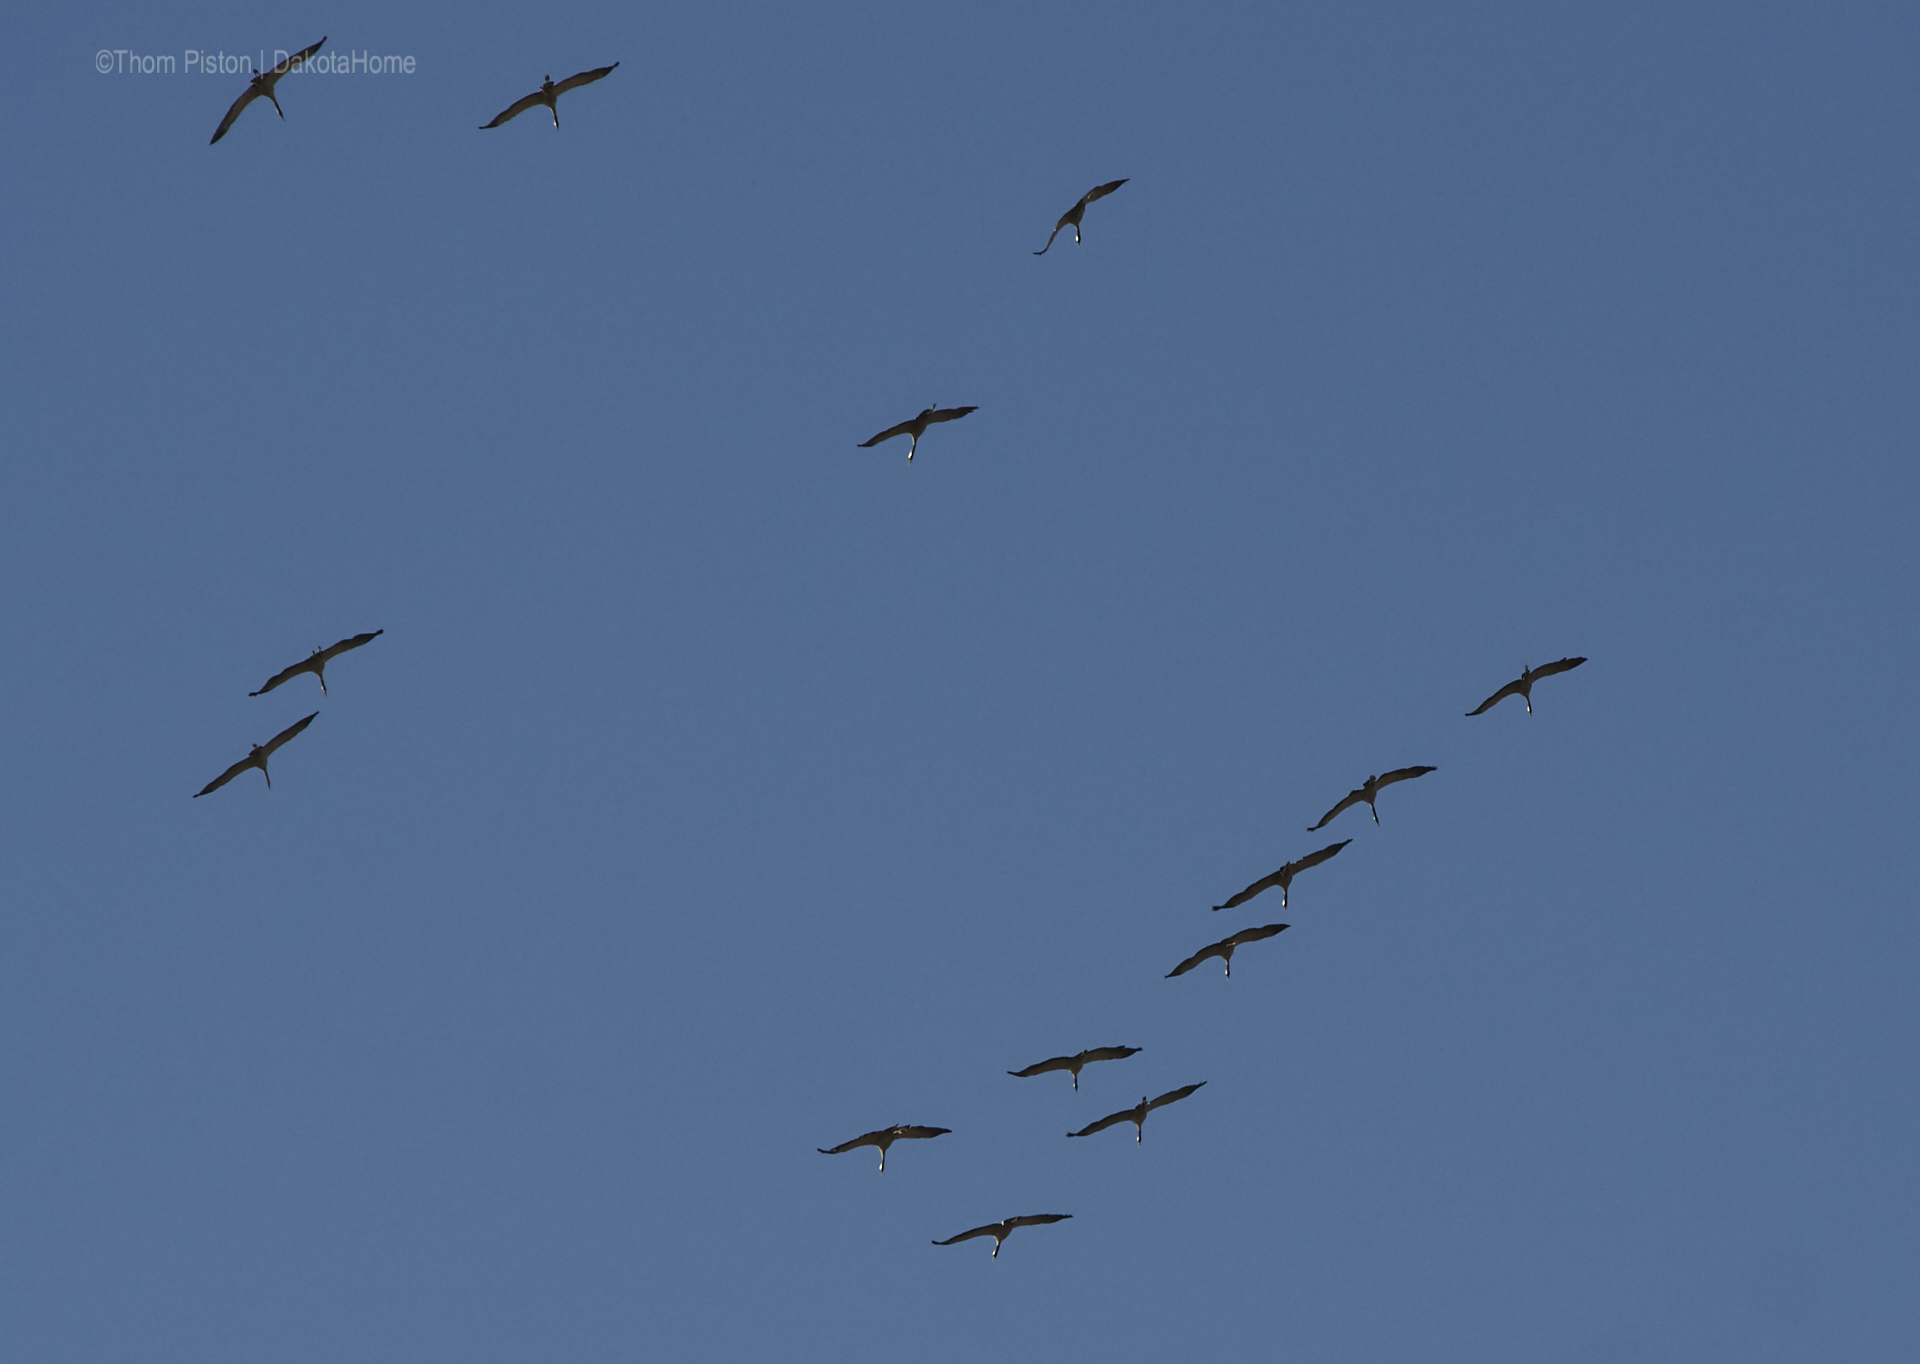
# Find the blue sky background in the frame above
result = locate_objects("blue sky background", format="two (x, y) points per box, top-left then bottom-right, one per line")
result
(3, 2), (1917, 1360)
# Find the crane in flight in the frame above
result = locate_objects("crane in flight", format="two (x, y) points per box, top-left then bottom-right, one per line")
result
(250, 630), (384, 697)
(194, 712), (318, 797)
(1007, 1045), (1141, 1092)
(1309, 766), (1437, 830)
(1034, 180), (1129, 254)
(210, 37), (326, 144)
(1213, 839), (1350, 911)
(816, 1123), (950, 1172)
(1166, 924), (1288, 979)
(1067, 1083), (1206, 1144)
(481, 63), (619, 129)
(1467, 657), (1588, 715)
(932, 1213), (1071, 1259)
(857, 404), (977, 461)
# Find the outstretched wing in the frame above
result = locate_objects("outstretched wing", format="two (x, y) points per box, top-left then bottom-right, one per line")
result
(1374, 765), (1437, 789)
(1166, 940), (1226, 978)
(259, 712), (318, 759)
(210, 84), (265, 144)
(1147, 1081), (1206, 1112)
(1226, 923), (1288, 949)
(1008, 1055), (1073, 1078)
(1213, 865), (1284, 911)
(316, 629), (384, 665)
(924, 405), (976, 425)
(555, 62), (619, 94)
(194, 755), (257, 798)
(1308, 788), (1365, 831)
(285, 38), (326, 71)
(858, 419), (916, 447)
(1082, 178), (1128, 205)
(1007, 1213), (1071, 1229)
(482, 90), (547, 128)
(817, 1129), (885, 1155)
(1034, 223), (1068, 255)
(1067, 1108), (1135, 1138)
(1286, 839), (1351, 876)
(932, 1221), (1003, 1246)
(1467, 677), (1525, 715)
(266, 36), (326, 82)
(249, 657), (313, 696)
(889, 1126), (950, 1141)
(1076, 1046), (1140, 1065)
(1531, 656), (1587, 679)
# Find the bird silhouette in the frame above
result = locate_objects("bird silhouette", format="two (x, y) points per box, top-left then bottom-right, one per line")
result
(1467, 657), (1587, 715)
(1007, 1045), (1141, 1092)
(932, 1213), (1071, 1259)
(210, 37), (326, 144)
(1067, 1083), (1206, 1143)
(194, 712), (318, 797)
(816, 1123), (950, 1172)
(481, 63), (619, 129)
(1167, 924), (1288, 979)
(857, 404), (977, 461)
(250, 630), (383, 697)
(1308, 766), (1437, 830)
(1213, 839), (1350, 911)
(1034, 180), (1129, 254)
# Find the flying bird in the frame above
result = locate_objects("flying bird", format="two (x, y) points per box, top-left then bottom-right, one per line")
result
(1067, 1083), (1206, 1144)
(481, 63), (619, 129)
(1466, 657), (1588, 716)
(1034, 179), (1129, 254)
(816, 1123), (950, 1172)
(210, 37), (326, 144)
(932, 1213), (1071, 1259)
(1166, 924), (1288, 979)
(194, 712), (318, 797)
(1007, 1045), (1141, 1092)
(1213, 839), (1350, 911)
(249, 630), (384, 697)
(857, 404), (977, 462)
(1309, 766), (1438, 830)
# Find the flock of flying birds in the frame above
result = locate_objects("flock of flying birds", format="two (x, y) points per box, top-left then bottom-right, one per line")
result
(193, 632), (381, 797)
(199, 34), (1591, 1263)
(203, 39), (1131, 465)
(817, 656), (1588, 1259)
(209, 37), (619, 143)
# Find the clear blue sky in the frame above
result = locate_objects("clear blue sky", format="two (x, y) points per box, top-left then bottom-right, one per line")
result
(4, 2), (1916, 1360)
